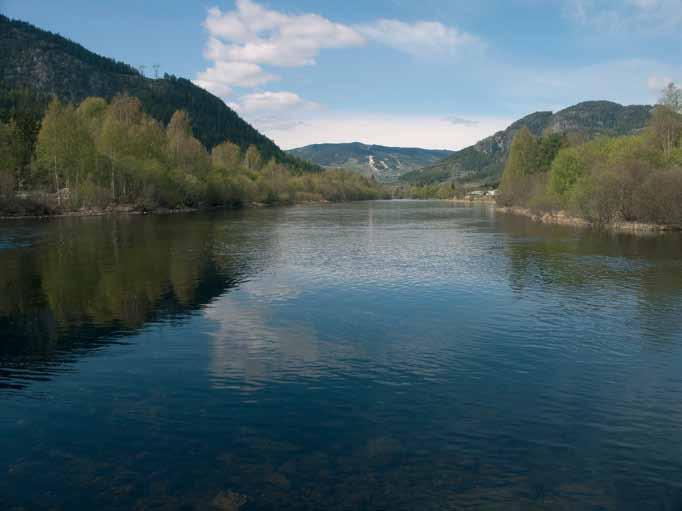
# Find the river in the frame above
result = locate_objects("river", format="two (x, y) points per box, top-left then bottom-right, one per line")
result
(1, 201), (681, 510)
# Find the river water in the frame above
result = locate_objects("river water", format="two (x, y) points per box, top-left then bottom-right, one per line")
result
(1, 201), (681, 510)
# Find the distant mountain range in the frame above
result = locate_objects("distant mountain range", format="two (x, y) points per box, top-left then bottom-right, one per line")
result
(287, 143), (454, 182)
(0, 15), (316, 172)
(400, 101), (653, 186)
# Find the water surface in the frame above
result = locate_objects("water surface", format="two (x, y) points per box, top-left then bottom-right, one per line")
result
(1, 201), (682, 510)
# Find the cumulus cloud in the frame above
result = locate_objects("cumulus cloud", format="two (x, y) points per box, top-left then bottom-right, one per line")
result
(194, 60), (277, 95)
(203, 1), (365, 67)
(191, 1), (484, 147)
(194, 0), (478, 102)
(357, 19), (478, 57)
(230, 91), (320, 115)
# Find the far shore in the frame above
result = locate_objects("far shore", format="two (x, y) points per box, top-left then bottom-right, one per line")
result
(0, 200), (333, 221)
(496, 206), (681, 234)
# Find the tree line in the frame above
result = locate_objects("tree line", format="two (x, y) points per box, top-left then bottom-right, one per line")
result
(498, 83), (682, 226)
(0, 94), (388, 215)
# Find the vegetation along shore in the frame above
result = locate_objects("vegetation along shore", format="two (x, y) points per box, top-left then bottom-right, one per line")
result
(495, 84), (682, 232)
(0, 94), (388, 218)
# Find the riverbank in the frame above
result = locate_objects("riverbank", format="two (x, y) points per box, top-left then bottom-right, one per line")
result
(0, 200), (334, 221)
(496, 206), (681, 233)
(0, 203), (204, 220)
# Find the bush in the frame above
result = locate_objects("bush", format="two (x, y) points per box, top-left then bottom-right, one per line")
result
(635, 168), (682, 225)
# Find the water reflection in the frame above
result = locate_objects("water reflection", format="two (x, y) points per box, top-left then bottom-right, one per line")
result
(0, 213), (264, 389)
(498, 213), (682, 342)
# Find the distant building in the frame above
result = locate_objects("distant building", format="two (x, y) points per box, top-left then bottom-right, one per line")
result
(467, 190), (485, 197)
(465, 189), (497, 201)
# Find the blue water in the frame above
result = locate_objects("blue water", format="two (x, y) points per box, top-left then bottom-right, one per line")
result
(1, 201), (682, 510)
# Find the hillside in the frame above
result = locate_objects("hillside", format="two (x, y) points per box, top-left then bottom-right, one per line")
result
(401, 101), (653, 186)
(0, 15), (316, 172)
(288, 142), (453, 182)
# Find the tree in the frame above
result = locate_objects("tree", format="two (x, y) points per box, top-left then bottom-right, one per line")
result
(534, 134), (565, 173)
(97, 103), (130, 200)
(211, 141), (241, 171)
(35, 99), (92, 204)
(647, 106), (682, 159)
(0, 120), (21, 196)
(659, 82), (682, 114)
(499, 127), (537, 205)
(548, 147), (586, 197)
(166, 110), (209, 176)
(77, 97), (108, 125)
(243, 145), (262, 171)
(96, 95), (164, 201)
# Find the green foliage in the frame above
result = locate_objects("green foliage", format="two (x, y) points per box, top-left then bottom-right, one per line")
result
(393, 182), (461, 199)
(500, 107), (682, 226)
(211, 141), (241, 171)
(647, 106), (682, 159)
(0, 95), (385, 215)
(548, 147), (586, 198)
(499, 127), (555, 206)
(0, 120), (20, 197)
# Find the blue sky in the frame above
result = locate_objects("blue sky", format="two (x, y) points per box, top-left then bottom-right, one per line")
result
(3, 0), (681, 149)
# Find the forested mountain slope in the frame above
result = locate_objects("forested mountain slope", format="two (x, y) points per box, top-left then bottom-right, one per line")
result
(0, 15), (315, 171)
(402, 101), (652, 186)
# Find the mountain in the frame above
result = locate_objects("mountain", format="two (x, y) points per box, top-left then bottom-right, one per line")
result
(0, 15), (316, 172)
(287, 142), (454, 182)
(401, 101), (653, 186)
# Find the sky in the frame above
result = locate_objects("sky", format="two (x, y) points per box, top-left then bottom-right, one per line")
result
(2, 0), (681, 150)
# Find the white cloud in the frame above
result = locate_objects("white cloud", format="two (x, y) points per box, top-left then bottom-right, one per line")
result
(357, 19), (478, 57)
(194, 60), (277, 95)
(195, 0), (478, 106)
(191, 2), (485, 149)
(254, 113), (511, 151)
(230, 91), (320, 115)
(203, 0), (364, 68)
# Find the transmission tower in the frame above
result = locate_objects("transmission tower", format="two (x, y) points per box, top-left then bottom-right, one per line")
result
(152, 64), (160, 79)
(139, 65), (147, 77)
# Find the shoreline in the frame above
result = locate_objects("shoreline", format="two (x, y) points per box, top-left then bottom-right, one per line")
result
(496, 206), (681, 233)
(0, 200), (335, 221)
(0, 205), (202, 221)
